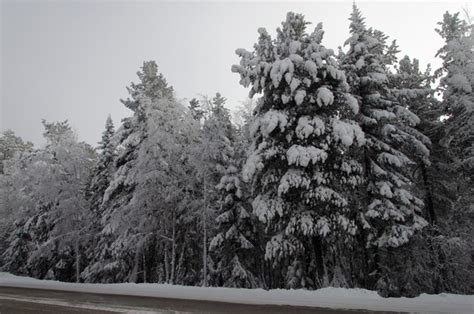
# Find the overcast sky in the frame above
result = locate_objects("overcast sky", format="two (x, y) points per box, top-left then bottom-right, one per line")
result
(0, 0), (468, 146)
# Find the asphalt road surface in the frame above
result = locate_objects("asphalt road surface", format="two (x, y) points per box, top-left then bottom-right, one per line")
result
(0, 286), (403, 314)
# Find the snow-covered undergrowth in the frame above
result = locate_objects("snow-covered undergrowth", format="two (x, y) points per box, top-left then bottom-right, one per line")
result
(0, 273), (472, 313)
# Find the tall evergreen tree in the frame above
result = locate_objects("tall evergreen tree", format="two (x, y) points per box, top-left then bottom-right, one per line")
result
(233, 13), (365, 289)
(208, 95), (263, 288)
(82, 61), (174, 283)
(342, 4), (428, 247)
(192, 92), (237, 286)
(87, 116), (116, 213)
(81, 116), (116, 279)
(341, 4), (429, 293)
(427, 12), (474, 294)
(391, 56), (438, 223)
(209, 163), (261, 288)
(435, 11), (473, 223)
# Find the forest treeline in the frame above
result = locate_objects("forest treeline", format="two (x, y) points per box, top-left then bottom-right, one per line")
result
(0, 6), (472, 297)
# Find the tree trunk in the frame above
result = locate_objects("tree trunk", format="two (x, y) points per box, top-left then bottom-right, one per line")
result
(176, 239), (186, 284)
(421, 163), (436, 223)
(130, 248), (139, 283)
(202, 205), (208, 287)
(75, 237), (80, 283)
(164, 241), (170, 283)
(143, 251), (146, 283)
(170, 212), (176, 284)
(313, 237), (325, 287)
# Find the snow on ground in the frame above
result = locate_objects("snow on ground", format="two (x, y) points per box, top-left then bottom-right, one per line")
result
(0, 272), (472, 313)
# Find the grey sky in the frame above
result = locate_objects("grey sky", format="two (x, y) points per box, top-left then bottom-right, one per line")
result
(0, 0), (468, 146)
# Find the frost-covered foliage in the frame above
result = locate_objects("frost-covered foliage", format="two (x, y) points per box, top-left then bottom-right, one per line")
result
(0, 130), (34, 264)
(233, 12), (364, 289)
(425, 12), (474, 295)
(390, 56), (439, 224)
(0, 130), (33, 175)
(341, 4), (428, 250)
(81, 116), (117, 280)
(209, 164), (261, 288)
(1, 8), (472, 298)
(192, 93), (240, 287)
(375, 228), (474, 297)
(83, 61), (201, 284)
(1, 121), (94, 281)
(188, 98), (205, 121)
(86, 116), (116, 213)
(435, 12), (474, 208)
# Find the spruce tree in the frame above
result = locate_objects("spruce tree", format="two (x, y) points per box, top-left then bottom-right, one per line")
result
(341, 4), (430, 294)
(435, 11), (473, 223)
(208, 95), (262, 288)
(429, 12), (473, 294)
(342, 4), (428, 247)
(87, 116), (116, 213)
(233, 13), (365, 289)
(83, 61), (174, 283)
(81, 116), (116, 279)
(209, 163), (261, 288)
(391, 56), (438, 223)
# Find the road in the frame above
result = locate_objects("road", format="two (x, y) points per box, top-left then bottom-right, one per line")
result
(0, 286), (402, 314)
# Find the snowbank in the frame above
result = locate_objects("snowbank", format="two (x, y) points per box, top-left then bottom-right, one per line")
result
(0, 272), (472, 313)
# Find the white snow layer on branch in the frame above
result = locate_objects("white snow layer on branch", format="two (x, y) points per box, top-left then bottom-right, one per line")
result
(295, 90), (307, 105)
(286, 145), (328, 167)
(254, 110), (288, 137)
(278, 169), (310, 196)
(316, 87), (334, 107)
(332, 119), (365, 147)
(242, 150), (264, 182)
(270, 58), (294, 88)
(344, 93), (359, 114)
(252, 195), (284, 224)
(295, 116), (325, 139)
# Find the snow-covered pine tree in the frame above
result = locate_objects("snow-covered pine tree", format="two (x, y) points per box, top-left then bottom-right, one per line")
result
(0, 130), (33, 174)
(0, 130), (33, 266)
(375, 56), (444, 297)
(199, 93), (236, 184)
(81, 116), (116, 279)
(341, 4), (429, 293)
(87, 116), (116, 213)
(1, 121), (94, 282)
(232, 13), (365, 289)
(83, 61), (203, 285)
(134, 95), (198, 285)
(207, 95), (263, 288)
(189, 98), (205, 121)
(209, 163), (261, 288)
(343, 4), (429, 246)
(192, 93), (237, 287)
(435, 12), (473, 223)
(427, 12), (473, 294)
(390, 56), (438, 223)
(82, 61), (174, 283)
